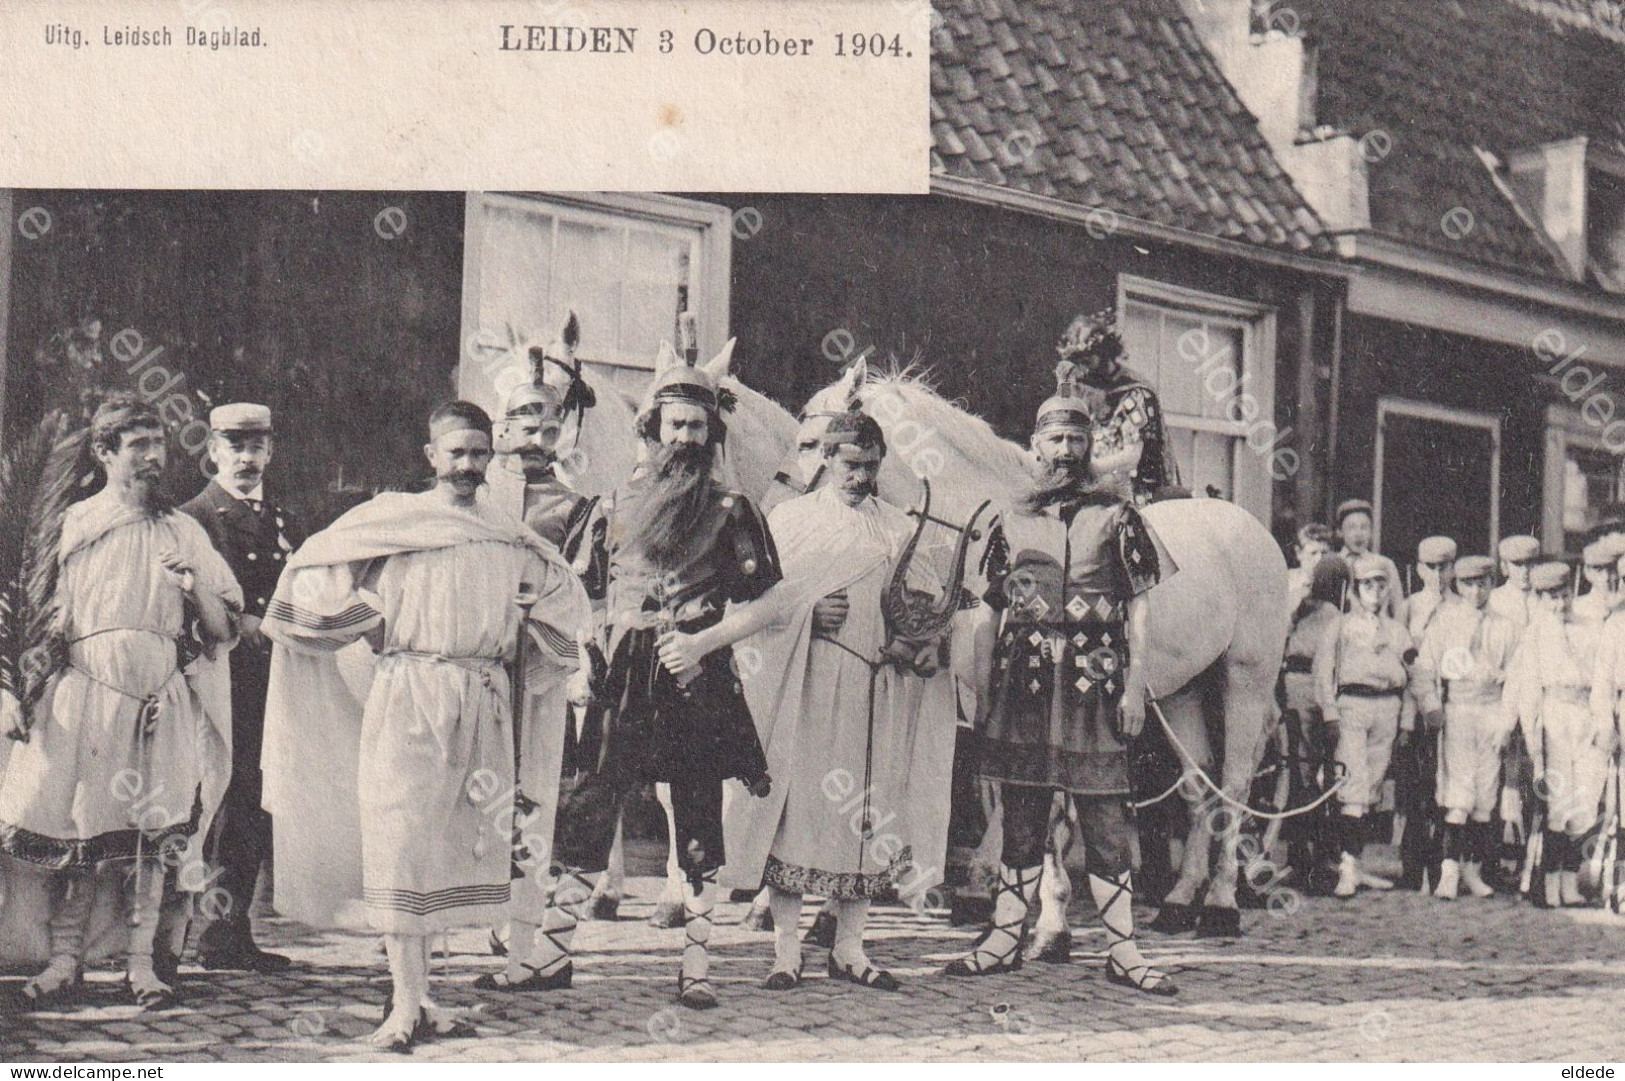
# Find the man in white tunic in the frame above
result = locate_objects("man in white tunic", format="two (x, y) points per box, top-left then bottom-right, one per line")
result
(260, 401), (589, 1052)
(0, 395), (238, 1009)
(721, 412), (956, 991)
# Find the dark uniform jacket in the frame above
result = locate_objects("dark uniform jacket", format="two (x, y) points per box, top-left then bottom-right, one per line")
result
(180, 480), (306, 779)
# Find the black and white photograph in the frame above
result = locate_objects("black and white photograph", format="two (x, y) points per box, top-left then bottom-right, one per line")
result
(2, 0), (1625, 1066)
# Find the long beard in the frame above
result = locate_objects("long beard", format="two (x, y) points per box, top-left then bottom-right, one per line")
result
(1018, 459), (1109, 513)
(622, 442), (716, 565)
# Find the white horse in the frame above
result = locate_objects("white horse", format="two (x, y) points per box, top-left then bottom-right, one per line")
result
(740, 356), (1290, 944)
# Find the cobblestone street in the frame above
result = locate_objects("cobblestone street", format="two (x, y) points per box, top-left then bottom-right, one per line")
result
(6, 851), (1625, 1063)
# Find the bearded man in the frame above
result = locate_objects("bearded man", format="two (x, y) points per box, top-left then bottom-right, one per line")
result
(540, 344), (776, 1011)
(259, 400), (589, 1052)
(707, 411), (957, 992)
(941, 383), (1179, 996)
(0, 393), (239, 1009)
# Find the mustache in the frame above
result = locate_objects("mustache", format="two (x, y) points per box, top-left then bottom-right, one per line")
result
(441, 469), (485, 485)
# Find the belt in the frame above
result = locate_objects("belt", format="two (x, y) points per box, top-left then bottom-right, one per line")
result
(1284, 656), (1313, 674)
(1337, 684), (1400, 699)
(379, 649), (504, 689)
(1542, 685), (1589, 706)
(1444, 681), (1501, 704)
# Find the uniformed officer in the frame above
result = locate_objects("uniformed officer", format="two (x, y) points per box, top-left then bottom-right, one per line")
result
(1313, 553), (1416, 897)
(1507, 562), (1609, 908)
(1395, 535), (1456, 891)
(1573, 538), (1622, 626)
(1334, 499), (1402, 616)
(180, 403), (304, 971)
(1489, 535), (1540, 632)
(1413, 555), (1518, 900)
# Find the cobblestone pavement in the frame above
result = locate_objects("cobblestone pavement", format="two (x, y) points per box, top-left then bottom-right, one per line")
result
(5, 856), (1625, 1063)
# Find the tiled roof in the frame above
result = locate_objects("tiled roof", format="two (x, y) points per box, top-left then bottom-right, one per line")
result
(1298, 0), (1625, 279)
(930, 0), (1331, 253)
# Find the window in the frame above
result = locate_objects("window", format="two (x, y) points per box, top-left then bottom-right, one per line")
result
(1544, 405), (1625, 555)
(1117, 276), (1278, 522)
(459, 192), (732, 406)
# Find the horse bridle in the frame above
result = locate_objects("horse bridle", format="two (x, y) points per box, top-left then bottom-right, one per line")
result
(531, 349), (598, 447)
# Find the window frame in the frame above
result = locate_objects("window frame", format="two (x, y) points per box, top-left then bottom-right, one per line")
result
(1543, 402), (1624, 555)
(1373, 396), (1503, 555)
(458, 191), (733, 395)
(1115, 274), (1278, 521)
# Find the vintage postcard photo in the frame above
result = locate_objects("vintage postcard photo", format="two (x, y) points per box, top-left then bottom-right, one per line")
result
(1, 0), (1624, 1068)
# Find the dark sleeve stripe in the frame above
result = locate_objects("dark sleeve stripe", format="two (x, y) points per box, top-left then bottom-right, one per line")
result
(264, 598), (380, 632)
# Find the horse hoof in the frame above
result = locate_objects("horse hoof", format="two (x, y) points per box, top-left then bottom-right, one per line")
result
(586, 892), (620, 921)
(649, 900), (685, 929)
(1146, 902), (1195, 935)
(743, 903), (774, 932)
(949, 893), (992, 928)
(1194, 905), (1241, 938)
(803, 911), (837, 948)
(1030, 928), (1072, 964)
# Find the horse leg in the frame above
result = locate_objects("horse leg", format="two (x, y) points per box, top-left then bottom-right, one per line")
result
(588, 818), (624, 920)
(1148, 688), (1211, 935)
(1196, 663), (1277, 938)
(649, 783), (686, 929)
(952, 779), (1002, 926)
(1032, 792), (1077, 962)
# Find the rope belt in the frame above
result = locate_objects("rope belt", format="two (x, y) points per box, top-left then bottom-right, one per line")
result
(379, 649), (503, 690)
(1283, 656), (1313, 675)
(66, 627), (181, 740)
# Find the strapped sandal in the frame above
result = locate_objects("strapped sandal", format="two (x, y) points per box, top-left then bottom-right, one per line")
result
(1093, 871), (1177, 997)
(677, 872), (718, 1010)
(827, 955), (901, 992)
(943, 865), (1040, 978)
(473, 960), (573, 992)
(677, 972), (718, 1010)
(1105, 955), (1178, 997)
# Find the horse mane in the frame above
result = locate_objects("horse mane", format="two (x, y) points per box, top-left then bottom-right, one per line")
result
(859, 359), (1031, 483)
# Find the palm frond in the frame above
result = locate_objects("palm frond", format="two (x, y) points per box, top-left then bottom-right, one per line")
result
(0, 411), (85, 713)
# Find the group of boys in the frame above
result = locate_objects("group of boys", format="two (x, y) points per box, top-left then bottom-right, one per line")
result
(1283, 499), (1623, 907)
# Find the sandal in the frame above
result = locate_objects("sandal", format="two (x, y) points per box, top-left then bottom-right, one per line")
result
(943, 865), (1039, 978)
(763, 962), (804, 991)
(473, 960), (572, 992)
(124, 975), (177, 1011)
(827, 955), (900, 992)
(677, 972), (718, 1010)
(1105, 955), (1178, 997)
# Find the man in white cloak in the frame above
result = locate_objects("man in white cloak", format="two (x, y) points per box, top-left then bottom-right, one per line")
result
(259, 400), (589, 1052)
(713, 412), (957, 990)
(0, 394), (238, 1010)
